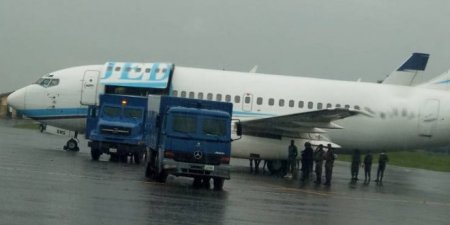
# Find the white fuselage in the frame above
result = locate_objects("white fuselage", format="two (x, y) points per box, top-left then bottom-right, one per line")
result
(7, 64), (450, 160)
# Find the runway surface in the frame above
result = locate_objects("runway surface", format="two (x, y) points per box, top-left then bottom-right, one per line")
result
(0, 119), (449, 225)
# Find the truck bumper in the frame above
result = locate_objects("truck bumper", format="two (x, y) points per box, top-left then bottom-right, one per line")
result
(162, 158), (230, 179)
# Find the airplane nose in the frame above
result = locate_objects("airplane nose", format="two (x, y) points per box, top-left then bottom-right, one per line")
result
(7, 88), (26, 110)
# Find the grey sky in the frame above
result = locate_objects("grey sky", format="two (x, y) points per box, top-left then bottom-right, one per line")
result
(1, 0), (450, 93)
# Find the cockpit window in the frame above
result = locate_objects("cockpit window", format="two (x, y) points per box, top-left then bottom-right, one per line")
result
(35, 78), (60, 88)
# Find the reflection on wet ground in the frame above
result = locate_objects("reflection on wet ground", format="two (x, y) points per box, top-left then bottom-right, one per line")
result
(0, 120), (449, 225)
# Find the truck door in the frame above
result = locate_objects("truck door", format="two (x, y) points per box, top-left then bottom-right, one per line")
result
(418, 99), (440, 137)
(242, 93), (253, 112)
(81, 70), (100, 105)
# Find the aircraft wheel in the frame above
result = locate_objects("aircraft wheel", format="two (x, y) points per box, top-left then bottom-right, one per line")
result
(213, 178), (224, 191)
(91, 148), (101, 161)
(267, 160), (287, 175)
(64, 138), (79, 151)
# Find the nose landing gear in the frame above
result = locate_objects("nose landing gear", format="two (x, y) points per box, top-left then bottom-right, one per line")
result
(64, 131), (80, 151)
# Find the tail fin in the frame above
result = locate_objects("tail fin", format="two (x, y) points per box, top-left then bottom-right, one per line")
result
(382, 52), (429, 86)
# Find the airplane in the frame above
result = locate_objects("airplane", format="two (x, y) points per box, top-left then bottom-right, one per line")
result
(7, 52), (449, 173)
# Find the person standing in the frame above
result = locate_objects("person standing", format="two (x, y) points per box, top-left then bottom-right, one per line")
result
(363, 151), (373, 184)
(350, 149), (361, 181)
(287, 140), (298, 177)
(313, 144), (325, 184)
(375, 152), (389, 184)
(324, 144), (336, 186)
(301, 142), (314, 181)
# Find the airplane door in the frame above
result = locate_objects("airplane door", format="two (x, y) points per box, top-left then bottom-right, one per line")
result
(81, 70), (100, 105)
(418, 99), (440, 137)
(242, 93), (253, 112)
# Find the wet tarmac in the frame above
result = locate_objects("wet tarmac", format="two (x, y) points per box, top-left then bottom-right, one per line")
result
(0, 119), (449, 225)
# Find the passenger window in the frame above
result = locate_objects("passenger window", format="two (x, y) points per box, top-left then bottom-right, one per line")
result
(317, 103), (323, 110)
(107, 66), (113, 71)
(207, 93), (213, 100)
(308, 101), (313, 109)
(326, 103), (332, 108)
(245, 96), (251, 104)
(145, 68), (151, 73)
(198, 92), (204, 100)
(234, 96), (241, 103)
(336, 104), (341, 108)
(135, 68), (142, 73)
(172, 90), (178, 97)
(345, 105), (350, 109)
(289, 100), (294, 107)
(269, 98), (274, 106)
(279, 99), (285, 107)
(125, 67), (131, 72)
(354, 105), (360, 110)
(257, 97), (263, 105)
(216, 94), (222, 101)
(181, 91), (187, 98)
(298, 101), (304, 108)
(115, 67), (121, 71)
(155, 68), (161, 73)
(189, 92), (195, 99)
(225, 95), (231, 102)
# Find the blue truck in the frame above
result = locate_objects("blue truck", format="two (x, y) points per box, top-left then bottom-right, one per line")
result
(144, 95), (238, 190)
(86, 94), (148, 164)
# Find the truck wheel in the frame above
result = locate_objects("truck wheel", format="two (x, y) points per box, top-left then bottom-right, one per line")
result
(133, 152), (142, 164)
(213, 178), (224, 191)
(120, 154), (128, 163)
(157, 170), (168, 183)
(193, 177), (202, 188)
(267, 160), (287, 175)
(145, 162), (154, 178)
(91, 148), (101, 161)
(202, 178), (211, 189)
(109, 153), (119, 162)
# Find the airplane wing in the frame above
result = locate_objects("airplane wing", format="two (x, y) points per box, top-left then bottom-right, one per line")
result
(381, 52), (429, 86)
(238, 108), (370, 144)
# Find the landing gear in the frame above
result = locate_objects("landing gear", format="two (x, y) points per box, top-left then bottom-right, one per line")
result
(64, 131), (79, 151)
(266, 160), (288, 175)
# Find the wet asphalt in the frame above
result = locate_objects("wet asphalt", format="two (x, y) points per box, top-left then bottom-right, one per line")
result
(0, 119), (449, 225)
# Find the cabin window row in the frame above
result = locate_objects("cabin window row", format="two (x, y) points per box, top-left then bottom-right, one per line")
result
(172, 90), (361, 110)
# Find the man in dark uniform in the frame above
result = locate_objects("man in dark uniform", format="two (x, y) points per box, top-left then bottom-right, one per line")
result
(324, 144), (336, 186)
(287, 140), (298, 177)
(350, 149), (361, 181)
(313, 144), (325, 184)
(375, 152), (389, 184)
(363, 151), (373, 184)
(301, 142), (313, 182)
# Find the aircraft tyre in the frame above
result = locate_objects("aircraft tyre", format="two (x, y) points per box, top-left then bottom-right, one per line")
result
(91, 148), (101, 161)
(64, 138), (79, 151)
(266, 160), (287, 175)
(213, 178), (224, 191)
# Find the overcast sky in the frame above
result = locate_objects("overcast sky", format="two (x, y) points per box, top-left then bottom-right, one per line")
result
(1, 0), (450, 93)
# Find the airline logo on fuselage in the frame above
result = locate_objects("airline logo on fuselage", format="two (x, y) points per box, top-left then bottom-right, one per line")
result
(100, 62), (174, 89)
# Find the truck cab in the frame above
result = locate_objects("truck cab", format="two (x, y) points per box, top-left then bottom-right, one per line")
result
(145, 95), (237, 190)
(86, 94), (148, 163)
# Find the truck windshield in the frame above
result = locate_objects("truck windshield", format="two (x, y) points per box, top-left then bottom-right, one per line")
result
(202, 118), (227, 137)
(172, 114), (197, 134)
(102, 106), (121, 118)
(124, 108), (143, 120)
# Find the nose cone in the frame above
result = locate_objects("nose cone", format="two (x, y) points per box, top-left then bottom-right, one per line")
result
(7, 88), (26, 110)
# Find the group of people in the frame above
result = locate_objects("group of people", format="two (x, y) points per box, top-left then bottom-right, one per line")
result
(287, 140), (389, 186)
(287, 141), (336, 186)
(350, 149), (389, 184)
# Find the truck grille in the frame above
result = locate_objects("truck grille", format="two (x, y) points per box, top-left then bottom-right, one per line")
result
(100, 125), (131, 136)
(173, 151), (221, 165)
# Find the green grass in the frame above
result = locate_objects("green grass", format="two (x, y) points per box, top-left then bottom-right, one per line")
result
(337, 150), (450, 172)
